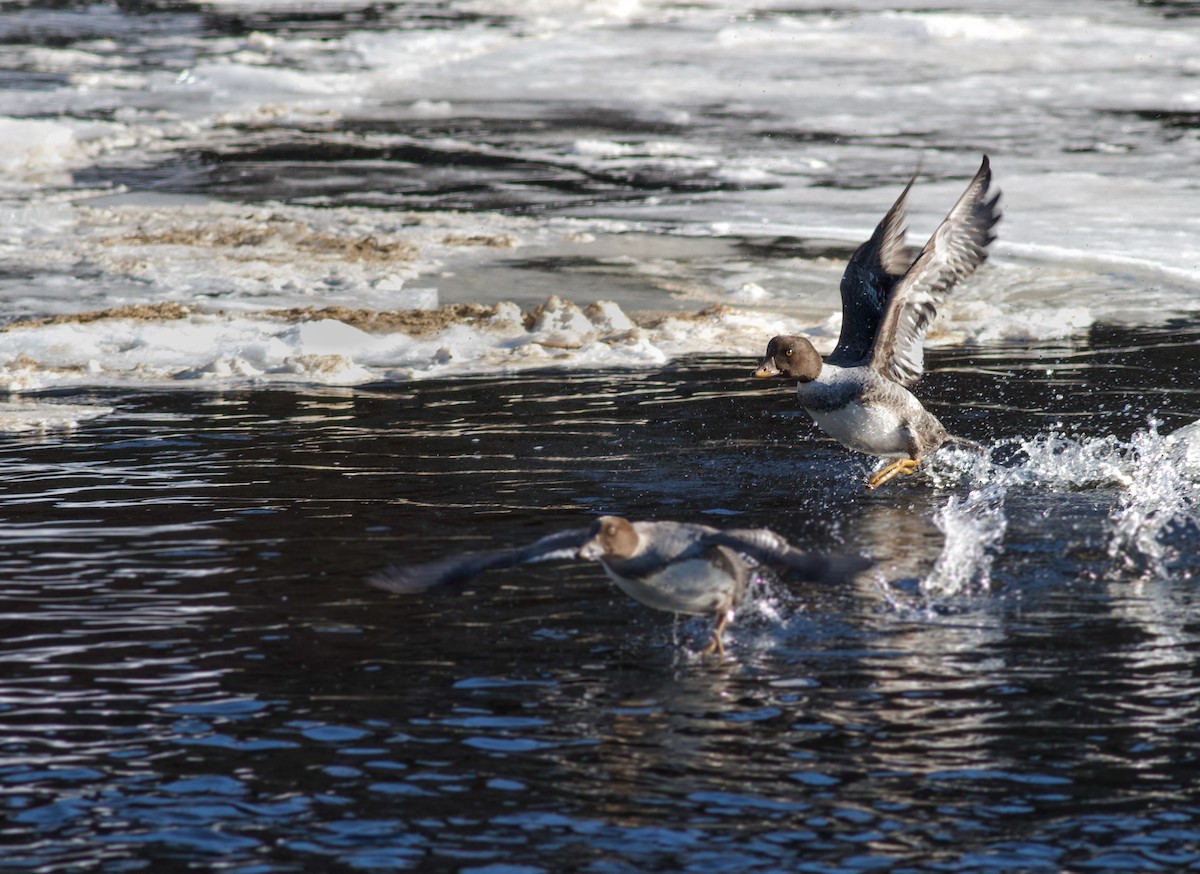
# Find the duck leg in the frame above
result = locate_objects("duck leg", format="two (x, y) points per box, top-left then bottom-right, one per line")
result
(701, 611), (731, 657)
(866, 457), (920, 490)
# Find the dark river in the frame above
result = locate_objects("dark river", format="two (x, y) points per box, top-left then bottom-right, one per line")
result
(1, 322), (1198, 872)
(3, 3), (1200, 870)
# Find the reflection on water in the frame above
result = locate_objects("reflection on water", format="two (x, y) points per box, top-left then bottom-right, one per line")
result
(0, 323), (1199, 871)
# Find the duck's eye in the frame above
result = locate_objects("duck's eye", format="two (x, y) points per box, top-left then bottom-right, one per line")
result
(606, 525), (617, 537)
(784, 348), (793, 357)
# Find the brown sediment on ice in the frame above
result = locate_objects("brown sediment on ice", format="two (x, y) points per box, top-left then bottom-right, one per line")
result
(440, 232), (520, 248)
(2, 297), (734, 337)
(5, 353), (90, 374)
(261, 303), (509, 335)
(2, 301), (507, 335)
(636, 304), (734, 327)
(5, 302), (194, 330)
(107, 216), (419, 264)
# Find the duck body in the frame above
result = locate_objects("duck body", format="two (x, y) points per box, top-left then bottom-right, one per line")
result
(579, 519), (750, 621)
(797, 362), (947, 460)
(755, 155), (1000, 488)
(576, 515), (871, 653)
(371, 514), (871, 655)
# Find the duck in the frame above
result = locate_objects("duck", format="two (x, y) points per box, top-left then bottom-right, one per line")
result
(754, 155), (1000, 489)
(369, 515), (871, 655)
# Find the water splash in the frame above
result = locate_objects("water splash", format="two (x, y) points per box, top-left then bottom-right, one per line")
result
(922, 484), (1008, 597)
(1106, 421), (1200, 579)
(742, 573), (789, 626)
(929, 419), (1200, 580)
(927, 432), (1134, 491)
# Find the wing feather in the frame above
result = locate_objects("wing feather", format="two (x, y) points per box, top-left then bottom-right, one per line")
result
(829, 175), (916, 367)
(869, 155), (1001, 386)
(707, 528), (873, 582)
(368, 528), (591, 594)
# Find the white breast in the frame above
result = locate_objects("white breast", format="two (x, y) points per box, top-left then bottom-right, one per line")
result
(602, 559), (732, 617)
(808, 400), (908, 457)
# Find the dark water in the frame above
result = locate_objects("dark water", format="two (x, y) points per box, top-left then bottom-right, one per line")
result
(2, 322), (1199, 872)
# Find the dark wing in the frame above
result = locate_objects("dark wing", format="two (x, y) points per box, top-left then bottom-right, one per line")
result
(869, 155), (1001, 387)
(368, 528), (591, 594)
(706, 528), (873, 582)
(827, 175), (916, 367)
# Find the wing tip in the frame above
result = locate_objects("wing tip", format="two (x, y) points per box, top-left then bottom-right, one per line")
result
(811, 552), (875, 584)
(367, 565), (436, 594)
(366, 552), (492, 594)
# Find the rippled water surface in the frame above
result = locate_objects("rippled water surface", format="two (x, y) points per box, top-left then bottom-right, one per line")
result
(2, 324), (1199, 872)
(3, 1), (1200, 870)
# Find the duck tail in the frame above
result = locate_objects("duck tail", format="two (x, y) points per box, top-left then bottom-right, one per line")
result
(943, 433), (989, 454)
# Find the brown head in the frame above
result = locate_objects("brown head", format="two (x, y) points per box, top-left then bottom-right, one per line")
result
(753, 335), (823, 382)
(579, 515), (639, 561)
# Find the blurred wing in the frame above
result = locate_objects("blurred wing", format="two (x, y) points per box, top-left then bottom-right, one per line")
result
(828, 175), (915, 367)
(870, 155), (1001, 386)
(368, 528), (591, 594)
(708, 529), (874, 582)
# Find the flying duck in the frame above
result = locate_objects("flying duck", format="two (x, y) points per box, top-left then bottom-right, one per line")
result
(370, 515), (871, 655)
(755, 155), (1000, 489)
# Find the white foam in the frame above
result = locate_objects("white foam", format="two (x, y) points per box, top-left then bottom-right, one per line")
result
(0, 400), (113, 433)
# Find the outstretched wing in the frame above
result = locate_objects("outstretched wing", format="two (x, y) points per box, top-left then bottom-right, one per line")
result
(828, 175), (916, 367)
(368, 528), (592, 594)
(706, 528), (873, 582)
(869, 155), (1001, 386)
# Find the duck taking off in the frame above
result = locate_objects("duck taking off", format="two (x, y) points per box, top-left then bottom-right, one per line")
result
(369, 516), (871, 656)
(755, 155), (1000, 489)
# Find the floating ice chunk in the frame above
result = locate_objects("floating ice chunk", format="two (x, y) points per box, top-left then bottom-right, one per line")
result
(0, 400), (113, 433)
(714, 166), (775, 187)
(645, 305), (800, 357)
(0, 292), (801, 388)
(726, 282), (769, 302)
(571, 139), (629, 158)
(175, 355), (265, 381)
(280, 319), (375, 356)
(282, 354), (374, 385)
(597, 332), (668, 366)
(533, 331), (584, 350)
(528, 295), (595, 336)
(584, 300), (635, 332)
(368, 275), (437, 310)
(907, 12), (1035, 42)
(372, 274), (405, 292)
(0, 118), (83, 181)
(182, 61), (350, 99)
(960, 300), (1094, 343)
(410, 99), (453, 117)
(488, 301), (527, 333)
(402, 287), (439, 309)
(348, 27), (510, 85)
